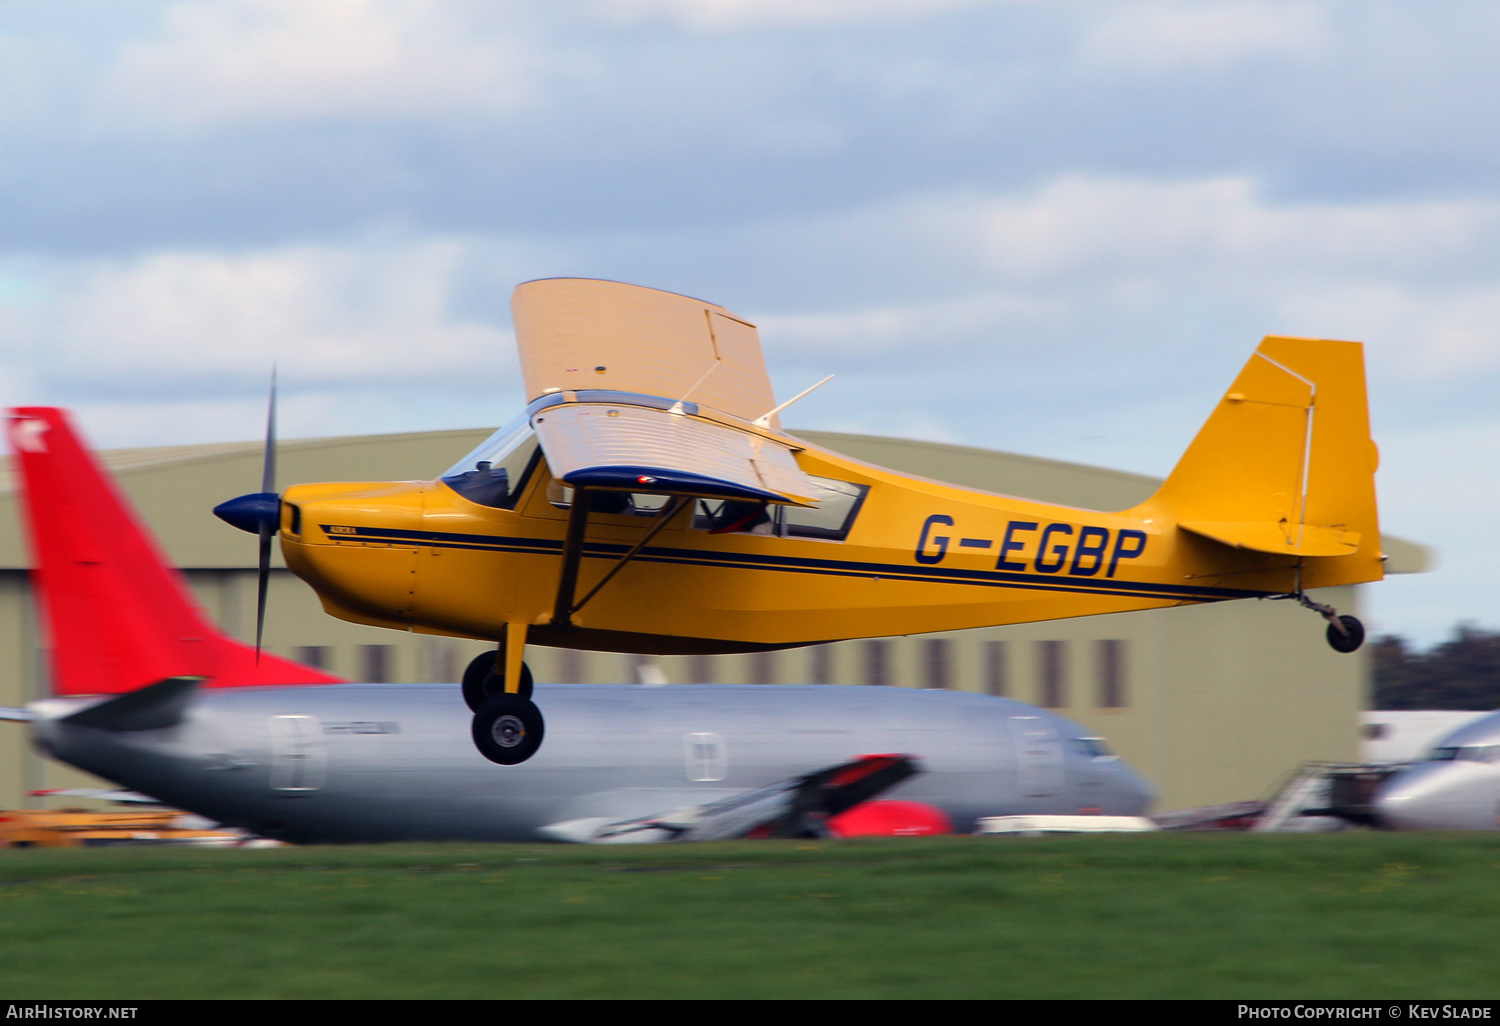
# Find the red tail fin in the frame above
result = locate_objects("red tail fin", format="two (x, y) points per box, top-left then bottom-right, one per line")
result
(8, 408), (346, 695)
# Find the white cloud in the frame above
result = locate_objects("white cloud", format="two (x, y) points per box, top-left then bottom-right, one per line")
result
(592, 0), (1009, 31)
(1274, 284), (1500, 380)
(99, 0), (538, 126)
(1362, 419), (1500, 644)
(683, 175), (1500, 408)
(4, 239), (516, 393)
(758, 291), (1061, 356)
(1073, 0), (1327, 74)
(966, 175), (1494, 282)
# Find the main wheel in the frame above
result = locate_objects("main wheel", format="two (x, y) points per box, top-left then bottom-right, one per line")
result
(461, 651), (533, 711)
(471, 693), (545, 765)
(1326, 615), (1365, 654)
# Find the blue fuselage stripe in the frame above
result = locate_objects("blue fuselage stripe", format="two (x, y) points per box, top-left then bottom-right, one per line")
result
(318, 524), (1269, 602)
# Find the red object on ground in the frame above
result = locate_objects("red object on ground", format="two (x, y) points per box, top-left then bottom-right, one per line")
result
(827, 800), (954, 838)
(8, 407), (346, 695)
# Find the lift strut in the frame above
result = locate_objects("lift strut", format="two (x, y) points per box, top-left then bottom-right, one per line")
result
(550, 492), (690, 628)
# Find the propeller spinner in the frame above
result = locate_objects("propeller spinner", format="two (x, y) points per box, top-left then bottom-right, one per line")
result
(212, 370), (279, 660)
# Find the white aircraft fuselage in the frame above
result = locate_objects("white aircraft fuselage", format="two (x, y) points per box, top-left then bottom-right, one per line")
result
(1375, 709), (1500, 830)
(32, 682), (1153, 844)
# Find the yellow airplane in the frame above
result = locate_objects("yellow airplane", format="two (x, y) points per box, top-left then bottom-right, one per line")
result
(215, 279), (1382, 765)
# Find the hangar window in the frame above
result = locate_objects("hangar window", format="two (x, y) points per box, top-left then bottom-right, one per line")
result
(441, 415), (541, 510)
(924, 639), (950, 689)
(297, 646), (330, 670)
(984, 641), (1008, 697)
(362, 645), (393, 684)
(1096, 639), (1127, 708)
(811, 646), (834, 685)
(750, 651), (776, 685)
(1037, 640), (1066, 709)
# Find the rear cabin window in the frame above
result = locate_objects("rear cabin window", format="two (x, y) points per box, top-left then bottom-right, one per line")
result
(692, 476), (867, 541)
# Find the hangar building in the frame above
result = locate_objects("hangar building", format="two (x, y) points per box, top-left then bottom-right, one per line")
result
(0, 427), (1429, 813)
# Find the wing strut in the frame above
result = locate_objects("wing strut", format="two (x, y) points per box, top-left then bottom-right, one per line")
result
(571, 496), (688, 616)
(551, 490), (593, 628)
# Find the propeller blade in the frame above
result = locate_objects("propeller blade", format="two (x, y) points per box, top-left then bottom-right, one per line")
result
(256, 523), (271, 664)
(261, 366), (277, 496)
(255, 368), (277, 664)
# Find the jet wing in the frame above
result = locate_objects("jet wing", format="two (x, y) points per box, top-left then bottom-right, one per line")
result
(28, 788), (166, 805)
(539, 753), (919, 844)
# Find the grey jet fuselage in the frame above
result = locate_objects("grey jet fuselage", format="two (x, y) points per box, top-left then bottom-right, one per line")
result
(33, 682), (1153, 844)
(1375, 709), (1500, 830)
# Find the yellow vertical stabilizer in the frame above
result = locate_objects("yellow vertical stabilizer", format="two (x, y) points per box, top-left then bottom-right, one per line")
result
(1152, 336), (1382, 586)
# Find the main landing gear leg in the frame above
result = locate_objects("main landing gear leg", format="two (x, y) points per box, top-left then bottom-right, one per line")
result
(1275, 591), (1365, 654)
(469, 622), (545, 765)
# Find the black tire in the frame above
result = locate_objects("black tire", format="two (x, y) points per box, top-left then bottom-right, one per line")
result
(461, 651), (533, 711)
(1326, 615), (1365, 654)
(471, 693), (545, 765)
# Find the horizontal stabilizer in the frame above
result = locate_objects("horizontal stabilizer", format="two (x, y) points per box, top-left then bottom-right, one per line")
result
(1179, 520), (1361, 557)
(62, 676), (202, 732)
(534, 402), (819, 504)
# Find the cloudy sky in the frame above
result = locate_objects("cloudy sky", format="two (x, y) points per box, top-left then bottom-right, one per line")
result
(1, 0), (1497, 644)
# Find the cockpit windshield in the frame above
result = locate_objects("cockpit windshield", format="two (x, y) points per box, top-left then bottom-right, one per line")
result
(441, 414), (540, 510)
(1075, 737), (1115, 759)
(1426, 744), (1500, 764)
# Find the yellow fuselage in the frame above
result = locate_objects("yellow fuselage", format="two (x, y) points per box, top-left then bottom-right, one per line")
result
(280, 439), (1377, 655)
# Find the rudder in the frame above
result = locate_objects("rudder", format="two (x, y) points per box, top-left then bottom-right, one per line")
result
(1150, 337), (1382, 586)
(8, 408), (345, 695)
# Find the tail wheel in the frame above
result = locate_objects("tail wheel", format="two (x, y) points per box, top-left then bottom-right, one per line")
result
(461, 651), (533, 711)
(1326, 615), (1365, 654)
(472, 693), (545, 765)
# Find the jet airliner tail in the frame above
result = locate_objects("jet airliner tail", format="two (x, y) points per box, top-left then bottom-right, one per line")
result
(7, 407), (346, 696)
(1149, 337), (1383, 586)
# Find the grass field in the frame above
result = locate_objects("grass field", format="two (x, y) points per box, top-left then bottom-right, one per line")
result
(1, 832), (1498, 999)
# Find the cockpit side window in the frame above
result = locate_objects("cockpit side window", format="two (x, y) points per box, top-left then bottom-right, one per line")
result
(1426, 744), (1500, 763)
(441, 417), (541, 510)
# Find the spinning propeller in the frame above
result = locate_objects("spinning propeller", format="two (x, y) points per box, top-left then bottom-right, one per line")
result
(211, 371), (279, 660)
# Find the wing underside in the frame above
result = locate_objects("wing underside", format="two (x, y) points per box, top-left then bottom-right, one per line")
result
(533, 402), (820, 504)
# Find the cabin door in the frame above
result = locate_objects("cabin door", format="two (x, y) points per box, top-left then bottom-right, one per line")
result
(1008, 716), (1064, 797)
(269, 714), (328, 793)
